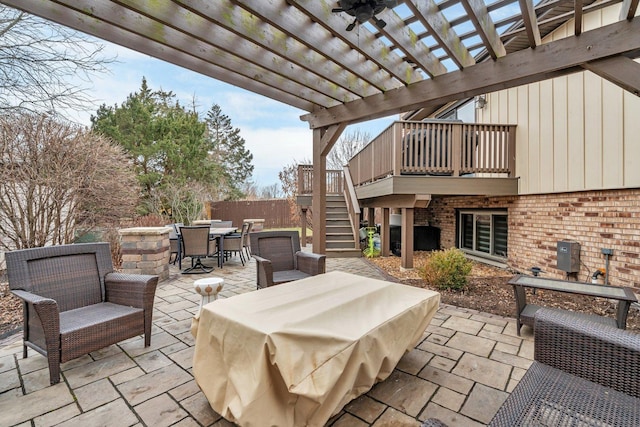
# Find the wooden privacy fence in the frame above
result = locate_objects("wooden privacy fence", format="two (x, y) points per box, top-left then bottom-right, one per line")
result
(207, 199), (297, 229)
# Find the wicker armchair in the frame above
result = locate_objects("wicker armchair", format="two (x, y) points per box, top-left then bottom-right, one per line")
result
(5, 243), (158, 385)
(249, 230), (326, 289)
(422, 308), (640, 427)
(489, 308), (640, 425)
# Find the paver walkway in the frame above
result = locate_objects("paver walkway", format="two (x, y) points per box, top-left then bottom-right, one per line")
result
(0, 254), (533, 427)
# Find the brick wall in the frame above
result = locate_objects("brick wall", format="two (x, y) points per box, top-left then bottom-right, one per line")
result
(420, 189), (640, 289)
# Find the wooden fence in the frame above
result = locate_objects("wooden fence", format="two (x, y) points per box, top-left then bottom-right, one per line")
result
(207, 199), (297, 229)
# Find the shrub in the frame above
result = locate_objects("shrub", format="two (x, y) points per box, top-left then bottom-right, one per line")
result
(420, 248), (472, 291)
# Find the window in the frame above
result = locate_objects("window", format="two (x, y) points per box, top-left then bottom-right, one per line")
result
(458, 210), (508, 259)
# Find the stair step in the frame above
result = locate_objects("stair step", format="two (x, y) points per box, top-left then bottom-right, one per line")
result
(327, 212), (349, 221)
(327, 240), (356, 249)
(327, 221), (352, 234)
(327, 227), (352, 234)
(323, 194), (358, 253)
(325, 248), (362, 258)
(326, 234), (354, 241)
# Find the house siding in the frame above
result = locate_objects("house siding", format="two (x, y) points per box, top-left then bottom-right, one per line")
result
(476, 4), (640, 195)
(420, 188), (640, 290)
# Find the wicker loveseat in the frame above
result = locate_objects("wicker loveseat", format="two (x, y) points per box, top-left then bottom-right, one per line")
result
(249, 230), (326, 289)
(5, 243), (158, 385)
(423, 307), (640, 426)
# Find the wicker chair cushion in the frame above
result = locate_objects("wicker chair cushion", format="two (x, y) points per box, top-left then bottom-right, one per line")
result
(59, 302), (144, 361)
(272, 270), (311, 285)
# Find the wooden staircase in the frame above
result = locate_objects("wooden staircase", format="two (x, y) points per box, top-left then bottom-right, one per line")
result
(325, 195), (362, 258)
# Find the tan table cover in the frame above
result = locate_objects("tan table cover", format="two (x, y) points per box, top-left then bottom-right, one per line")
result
(191, 271), (440, 427)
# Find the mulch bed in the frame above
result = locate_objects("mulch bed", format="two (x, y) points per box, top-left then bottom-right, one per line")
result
(0, 283), (22, 340)
(367, 252), (640, 333)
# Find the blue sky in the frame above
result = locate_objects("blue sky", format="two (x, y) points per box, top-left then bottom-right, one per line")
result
(73, 41), (396, 188)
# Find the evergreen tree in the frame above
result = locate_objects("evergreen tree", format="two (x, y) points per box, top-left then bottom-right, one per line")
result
(91, 78), (216, 214)
(204, 104), (254, 200)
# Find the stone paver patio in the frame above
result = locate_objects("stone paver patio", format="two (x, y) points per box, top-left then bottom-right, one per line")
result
(0, 253), (533, 427)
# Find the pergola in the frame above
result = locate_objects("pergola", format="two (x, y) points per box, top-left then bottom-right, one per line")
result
(4, 0), (640, 253)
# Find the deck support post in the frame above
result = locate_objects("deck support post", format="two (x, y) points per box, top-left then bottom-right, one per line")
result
(380, 208), (390, 257)
(401, 208), (414, 269)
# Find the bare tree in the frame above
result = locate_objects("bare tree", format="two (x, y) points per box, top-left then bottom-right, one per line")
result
(327, 129), (371, 170)
(154, 182), (211, 225)
(259, 183), (283, 199)
(0, 113), (139, 250)
(0, 6), (112, 117)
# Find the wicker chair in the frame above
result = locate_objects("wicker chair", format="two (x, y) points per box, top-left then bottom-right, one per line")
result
(250, 230), (326, 289)
(5, 243), (158, 385)
(422, 308), (640, 427)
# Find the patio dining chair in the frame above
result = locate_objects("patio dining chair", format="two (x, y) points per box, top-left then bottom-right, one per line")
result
(179, 225), (214, 274)
(166, 224), (180, 265)
(242, 221), (253, 258)
(223, 221), (249, 266)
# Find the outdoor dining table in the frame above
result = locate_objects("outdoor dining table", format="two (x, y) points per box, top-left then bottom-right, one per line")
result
(190, 271), (441, 427)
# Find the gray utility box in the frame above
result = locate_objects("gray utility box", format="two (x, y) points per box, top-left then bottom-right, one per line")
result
(557, 241), (580, 273)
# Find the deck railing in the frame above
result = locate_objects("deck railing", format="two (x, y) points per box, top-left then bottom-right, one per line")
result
(348, 121), (516, 186)
(297, 165), (344, 195)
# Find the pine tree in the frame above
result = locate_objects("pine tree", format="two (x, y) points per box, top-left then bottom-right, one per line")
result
(204, 104), (254, 200)
(91, 78), (215, 214)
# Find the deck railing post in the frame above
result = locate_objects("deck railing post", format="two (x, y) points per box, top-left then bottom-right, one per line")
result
(452, 124), (462, 176)
(394, 122), (403, 176)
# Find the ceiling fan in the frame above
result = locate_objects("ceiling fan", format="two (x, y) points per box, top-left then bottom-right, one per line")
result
(332, 0), (399, 31)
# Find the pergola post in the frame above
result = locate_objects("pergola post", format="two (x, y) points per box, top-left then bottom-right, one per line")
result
(311, 128), (327, 254)
(311, 124), (347, 254)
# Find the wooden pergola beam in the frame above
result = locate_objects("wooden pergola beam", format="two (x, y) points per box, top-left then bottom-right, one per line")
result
(406, 0), (475, 70)
(302, 18), (640, 128)
(283, 0), (423, 84)
(117, 0), (360, 103)
(375, 9), (447, 78)
(582, 56), (640, 96)
(1, 0), (317, 111)
(518, 0), (542, 47)
(173, 0), (379, 99)
(619, 0), (640, 20)
(221, 0), (399, 92)
(575, 0), (584, 36)
(461, 0), (506, 60)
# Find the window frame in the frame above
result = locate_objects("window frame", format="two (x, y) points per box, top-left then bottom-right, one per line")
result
(457, 209), (508, 261)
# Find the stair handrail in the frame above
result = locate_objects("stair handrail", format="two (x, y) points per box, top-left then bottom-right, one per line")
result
(342, 165), (361, 249)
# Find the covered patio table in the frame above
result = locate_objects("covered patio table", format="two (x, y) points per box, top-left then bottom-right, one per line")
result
(191, 271), (440, 427)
